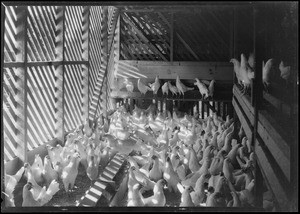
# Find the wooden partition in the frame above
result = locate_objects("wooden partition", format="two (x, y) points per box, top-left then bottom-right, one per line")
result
(2, 5), (119, 164)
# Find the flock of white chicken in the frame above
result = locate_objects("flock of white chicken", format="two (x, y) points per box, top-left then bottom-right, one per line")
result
(99, 104), (274, 209)
(4, 116), (115, 207)
(4, 100), (276, 209)
(230, 53), (291, 94)
(5, 54), (286, 208)
(112, 75), (215, 100)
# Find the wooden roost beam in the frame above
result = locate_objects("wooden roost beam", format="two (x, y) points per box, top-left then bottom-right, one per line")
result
(116, 60), (233, 80)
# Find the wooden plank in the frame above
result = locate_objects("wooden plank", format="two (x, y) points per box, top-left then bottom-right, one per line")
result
(229, 9), (234, 58)
(110, 88), (232, 102)
(136, 13), (170, 53)
(201, 101), (205, 119)
(4, 61), (88, 67)
(1, 2), (5, 165)
(233, 85), (255, 125)
(122, 13), (168, 61)
(206, 101), (217, 114)
(263, 91), (291, 118)
(257, 110), (290, 182)
(176, 33), (200, 61)
(222, 102), (226, 120)
(116, 60), (233, 80)
(232, 98), (253, 143)
(23, 7), (29, 162)
(90, 6), (108, 119)
(255, 139), (291, 211)
(175, 14), (222, 61)
(253, 6), (266, 207)
(170, 12), (174, 62)
(78, 153), (125, 207)
(195, 10), (230, 52)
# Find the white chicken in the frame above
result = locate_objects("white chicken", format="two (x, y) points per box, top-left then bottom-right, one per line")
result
(161, 82), (169, 97)
(167, 81), (179, 96)
(194, 78), (209, 99)
(148, 75), (161, 95)
(176, 76), (194, 97)
(137, 78), (151, 95)
(279, 60), (291, 87)
(262, 58), (274, 93)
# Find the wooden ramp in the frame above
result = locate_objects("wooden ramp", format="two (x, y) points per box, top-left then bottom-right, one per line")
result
(76, 153), (125, 207)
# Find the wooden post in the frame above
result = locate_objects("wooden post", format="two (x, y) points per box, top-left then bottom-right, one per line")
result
(91, 6), (108, 120)
(82, 6), (90, 122)
(1, 4), (5, 177)
(253, 4), (264, 208)
(129, 98), (134, 113)
(229, 8), (234, 60)
(201, 101), (205, 119)
(54, 6), (65, 144)
(206, 101), (210, 117)
(290, 23), (298, 209)
(170, 12), (174, 62)
(222, 102), (226, 120)
(14, 6), (28, 162)
(169, 100), (173, 115)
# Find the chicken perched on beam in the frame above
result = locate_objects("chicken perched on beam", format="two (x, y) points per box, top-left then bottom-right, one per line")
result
(149, 75), (161, 95)
(137, 78), (151, 95)
(262, 58), (274, 93)
(161, 82), (169, 97)
(176, 75), (194, 98)
(167, 81), (179, 97)
(279, 60), (291, 88)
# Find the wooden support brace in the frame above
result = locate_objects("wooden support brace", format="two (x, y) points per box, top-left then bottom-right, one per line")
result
(206, 101), (217, 114)
(201, 101), (205, 119)
(14, 7), (28, 162)
(54, 6), (65, 143)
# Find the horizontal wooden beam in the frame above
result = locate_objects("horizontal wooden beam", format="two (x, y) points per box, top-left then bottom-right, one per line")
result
(110, 89), (232, 102)
(233, 85), (255, 125)
(232, 97), (253, 143)
(257, 110), (290, 182)
(255, 137), (291, 211)
(4, 61), (89, 67)
(116, 60), (233, 80)
(119, 4), (255, 13)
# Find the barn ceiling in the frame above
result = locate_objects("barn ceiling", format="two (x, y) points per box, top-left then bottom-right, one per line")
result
(119, 5), (234, 61)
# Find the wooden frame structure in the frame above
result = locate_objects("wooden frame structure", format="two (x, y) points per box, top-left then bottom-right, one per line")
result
(1, 1), (298, 211)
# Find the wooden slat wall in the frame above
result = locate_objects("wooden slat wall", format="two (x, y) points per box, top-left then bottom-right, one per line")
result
(89, 6), (120, 119)
(233, 83), (292, 210)
(120, 8), (231, 61)
(88, 6), (102, 118)
(2, 5), (104, 163)
(26, 66), (56, 149)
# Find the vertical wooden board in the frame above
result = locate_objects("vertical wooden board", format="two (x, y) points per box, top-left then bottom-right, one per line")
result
(201, 101), (205, 119)
(217, 101), (221, 117)
(82, 64), (89, 121)
(82, 6), (90, 61)
(207, 101), (210, 117)
(54, 65), (64, 142)
(55, 6), (65, 61)
(232, 98), (253, 143)
(15, 67), (26, 162)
